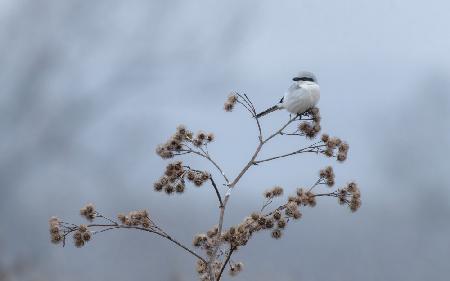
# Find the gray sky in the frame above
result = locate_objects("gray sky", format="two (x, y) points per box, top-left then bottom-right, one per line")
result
(1, 1), (449, 280)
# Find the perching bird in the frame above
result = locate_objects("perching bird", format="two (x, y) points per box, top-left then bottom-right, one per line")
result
(255, 71), (320, 118)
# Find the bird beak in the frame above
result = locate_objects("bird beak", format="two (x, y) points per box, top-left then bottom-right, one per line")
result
(292, 77), (300, 81)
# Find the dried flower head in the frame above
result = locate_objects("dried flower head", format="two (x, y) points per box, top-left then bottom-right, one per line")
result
(80, 203), (96, 221)
(118, 210), (152, 228)
(263, 186), (284, 198)
(272, 211), (281, 220)
(338, 152), (348, 162)
(196, 260), (207, 274)
(277, 218), (286, 229)
(229, 262), (243, 276)
(319, 166), (335, 187)
(156, 125), (216, 159)
(193, 234), (207, 247)
(207, 133), (215, 142)
(224, 93), (238, 112)
(346, 182), (359, 193)
(271, 229), (282, 239)
(349, 197), (362, 212)
(48, 217), (63, 244)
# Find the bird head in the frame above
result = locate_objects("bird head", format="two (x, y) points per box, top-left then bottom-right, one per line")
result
(292, 71), (318, 84)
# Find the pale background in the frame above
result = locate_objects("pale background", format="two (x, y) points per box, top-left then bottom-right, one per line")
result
(1, 1), (449, 280)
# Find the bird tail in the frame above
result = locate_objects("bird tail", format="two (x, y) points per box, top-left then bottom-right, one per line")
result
(255, 105), (281, 118)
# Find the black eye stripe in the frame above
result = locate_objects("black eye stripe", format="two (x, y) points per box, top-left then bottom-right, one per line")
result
(293, 77), (315, 82)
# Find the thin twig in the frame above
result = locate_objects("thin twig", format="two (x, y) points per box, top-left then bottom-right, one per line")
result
(260, 198), (273, 212)
(210, 176), (224, 207)
(184, 165), (223, 207)
(217, 247), (235, 281)
(96, 214), (119, 226)
(254, 144), (325, 164)
(62, 223), (206, 263)
(180, 149), (230, 184)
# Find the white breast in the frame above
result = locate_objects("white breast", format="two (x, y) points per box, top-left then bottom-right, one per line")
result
(282, 82), (320, 114)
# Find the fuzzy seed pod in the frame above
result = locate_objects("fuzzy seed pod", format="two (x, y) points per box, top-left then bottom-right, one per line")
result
(251, 212), (260, 221)
(273, 211), (281, 220)
(82, 231), (91, 242)
(265, 219), (274, 229)
(277, 218), (286, 229)
(257, 217), (266, 226)
(271, 229), (282, 239)
(321, 134), (329, 142)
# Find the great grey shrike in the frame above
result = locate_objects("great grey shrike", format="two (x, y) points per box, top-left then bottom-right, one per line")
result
(256, 71), (320, 118)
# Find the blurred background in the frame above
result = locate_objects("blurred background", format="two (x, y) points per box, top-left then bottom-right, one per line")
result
(1, 0), (449, 280)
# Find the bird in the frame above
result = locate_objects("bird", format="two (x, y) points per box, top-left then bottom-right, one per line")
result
(255, 71), (320, 118)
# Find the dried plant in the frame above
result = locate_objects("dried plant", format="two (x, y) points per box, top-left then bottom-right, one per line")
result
(49, 93), (361, 280)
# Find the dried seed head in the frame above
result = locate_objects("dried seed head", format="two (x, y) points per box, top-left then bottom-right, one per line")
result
(193, 178), (204, 187)
(326, 138), (338, 148)
(265, 219), (274, 229)
(142, 218), (151, 228)
(73, 231), (82, 241)
(74, 239), (85, 248)
(224, 94), (238, 112)
(197, 131), (206, 141)
(264, 186), (284, 199)
(292, 210), (302, 219)
(80, 203), (96, 221)
(187, 170), (196, 181)
(339, 142), (349, 153)
(271, 186), (284, 197)
(49, 225), (59, 234)
(251, 212), (260, 221)
(347, 182), (359, 193)
(207, 133), (215, 142)
(273, 211), (281, 220)
(296, 188), (305, 197)
(349, 197), (362, 212)
(337, 152), (347, 162)
(324, 148), (334, 157)
(82, 231), (91, 242)
(271, 229), (282, 239)
(51, 233), (62, 244)
(257, 217), (266, 226)
(78, 224), (88, 232)
(207, 225), (219, 238)
(227, 94), (238, 104)
(153, 181), (163, 191)
(305, 191), (317, 207)
(175, 183), (185, 193)
(196, 260), (207, 274)
(164, 185), (175, 194)
(200, 172), (210, 181)
(229, 262), (243, 276)
(193, 234), (207, 247)
(313, 124), (321, 133)
(299, 122), (312, 133)
(320, 166), (335, 187)
(117, 213), (126, 224)
(224, 102), (234, 112)
(277, 218), (286, 229)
